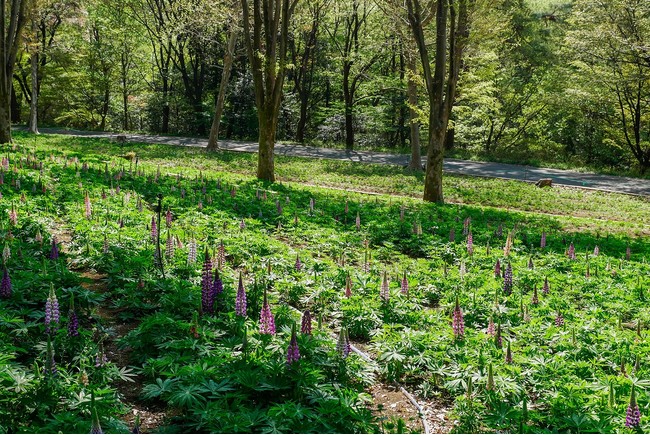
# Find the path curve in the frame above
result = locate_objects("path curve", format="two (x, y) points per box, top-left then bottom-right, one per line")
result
(33, 128), (650, 197)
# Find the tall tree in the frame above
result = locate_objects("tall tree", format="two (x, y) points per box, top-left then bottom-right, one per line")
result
(241, 0), (298, 181)
(405, 0), (471, 202)
(0, 0), (28, 143)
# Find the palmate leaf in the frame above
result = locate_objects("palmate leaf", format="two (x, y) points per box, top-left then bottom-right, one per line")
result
(168, 383), (206, 408)
(142, 377), (177, 399)
(199, 379), (235, 398)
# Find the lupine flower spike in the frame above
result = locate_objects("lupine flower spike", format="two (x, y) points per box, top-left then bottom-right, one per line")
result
(85, 191), (92, 220)
(494, 259), (501, 279)
(452, 295), (465, 340)
(187, 238), (197, 264)
(150, 215), (158, 242)
(528, 258), (534, 269)
(380, 271), (390, 302)
(567, 242), (576, 259)
(337, 327), (351, 358)
(505, 341), (513, 364)
(355, 211), (360, 230)
(542, 277), (550, 295)
(626, 245), (631, 261)
(555, 309), (564, 327)
(486, 363), (495, 391)
(259, 288), (276, 335)
(50, 236), (59, 260)
(301, 310), (312, 335)
(540, 231), (546, 248)
(531, 285), (539, 305)
(487, 317), (495, 336)
(503, 263), (513, 296)
(495, 323), (502, 348)
(68, 293), (79, 337)
(345, 274), (352, 298)
(626, 386), (641, 428)
(594, 245), (599, 256)
(467, 231), (473, 256)
(201, 250), (214, 315)
(235, 272), (247, 317)
(8, 203), (17, 226)
(401, 271), (408, 295)
(165, 208), (172, 227)
(45, 284), (60, 334)
(295, 254), (302, 272)
(0, 267), (11, 298)
(286, 323), (300, 365)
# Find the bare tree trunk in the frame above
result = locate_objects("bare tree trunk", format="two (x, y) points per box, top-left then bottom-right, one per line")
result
(0, 93), (10, 143)
(406, 54), (420, 170)
(208, 22), (238, 151)
(29, 34), (39, 135)
(257, 109), (276, 181)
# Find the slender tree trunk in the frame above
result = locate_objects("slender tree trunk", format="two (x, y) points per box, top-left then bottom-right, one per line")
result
(343, 63), (355, 150)
(28, 49), (38, 134)
(406, 54), (421, 170)
(0, 93), (11, 143)
(296, 92), (308, 143)
(208, 23), (238, 151)
(121, 53), (128, 131)
(423, 120), (445, 201)
(257, 109), (276, 181)
(10, 86), (20, 123)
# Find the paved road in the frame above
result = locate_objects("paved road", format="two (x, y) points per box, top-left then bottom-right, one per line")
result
(34, 128), (650, 196)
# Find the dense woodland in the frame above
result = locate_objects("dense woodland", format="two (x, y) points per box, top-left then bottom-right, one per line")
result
(3, 0), (650, 177)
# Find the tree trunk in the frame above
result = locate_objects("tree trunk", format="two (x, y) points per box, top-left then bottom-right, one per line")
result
(296, 92), (308, 143)
(208, 23), (238, 151)
(406, 55), (421, 170)
(28, 50), (38, 134)
(423, 124), (445, 202)
(0, 92), (11, 143)
(345, 110), (354, 150)
(257, 110), (276, 181)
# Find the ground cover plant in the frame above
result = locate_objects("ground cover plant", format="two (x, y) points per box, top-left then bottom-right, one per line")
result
(1, 133), (649, 433)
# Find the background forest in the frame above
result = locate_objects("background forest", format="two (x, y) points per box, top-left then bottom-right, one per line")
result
(11, 0), (650, 174)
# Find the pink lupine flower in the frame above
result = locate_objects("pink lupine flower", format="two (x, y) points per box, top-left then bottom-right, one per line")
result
(540, 231), (546, 248)
(487, 317), (495, 336)
(567, 242), (576, 260)
(259, 289), (276, 335)
(151, 216), (158, 242)
(235, 273), (247, 317)
(494, 259), (501, 278)
(400, 271), (408, 295)
(452, 296), (464, 340)
(467, 231), (473, 256)
(301, 310), (312, 335)
(542, 277), (550, 295)
(380, 272), (389, 302)
(626, 386), (641, 428)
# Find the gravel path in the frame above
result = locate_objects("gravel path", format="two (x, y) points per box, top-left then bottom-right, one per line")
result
(34, 128), (650, 196)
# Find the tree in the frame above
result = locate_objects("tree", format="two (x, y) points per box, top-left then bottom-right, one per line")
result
(568, 0), (650, 173)
(0, 0), (28, 143)
(405, 0), (471, 202)
(241, 0), (298, 181)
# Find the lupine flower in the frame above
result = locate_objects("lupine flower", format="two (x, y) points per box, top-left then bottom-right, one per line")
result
(337, 327), (351, 358)
(50, 236), (59, 260)
(309, 198), (314, 214)
(567, 242), (576, 259)
(531, 285), (539, 305)
(487, 317), (495, 336)
(95, 349), (108, 367)
(593, 245), (599, 256)
(401, 271), (408, 295)
(452, 296), (465, 339)
(84, 191), (92, 220)
(345, 274), (352, 298)
(259, 289), (276, 335)
(2, 243), (9, 263)
(494, 259), (501, 278)
(463, 217), (470, 235)
(0, 267), (11, 298)
(212, 269), (223, 296)
(286, 323), (300, 365)
(151, 216), (158, 242)
(355, 212), (360, 231)
(217, 241), (225, 268)
(235, 273), (247, 317)
(626, 386), (641, 428)
(68, 293), (79, 337)
(497, 223), (503, 238)
(166, 208), (172, 227)
(505, 341), (513, 364)
(504, 232), (513, 256)
(540, 231), (546, 248)
(276, 200), (282, 215)
(503, 263), (513, 296)
(449, 228), (455, 242)
(467, 231), (473, 256)
(626, 245), (631, 261)
(495, 323), (502, 348)
(486, 363), (495, 391)
(459, 260), (466, 280)
(524, 305), (531, 322)
(201, 251), (214, 315)
(35, 230), (43, 245)
(542, 277), (550, 295)
(165, 231), (174, 261)
(230, 186), (236, 198)
(585, 263), (590, 279)
(187, 239), (197, 264)
(295, 254), (302, 272)
(380, 272), (390, 302)
(528, 257), (534, 269)
(8, 203), (17, 226)
(555, 310), (564, 327)
(362, 251), (370, 273)
(301, 310), (312, 335)
(45, 285), (60, 334)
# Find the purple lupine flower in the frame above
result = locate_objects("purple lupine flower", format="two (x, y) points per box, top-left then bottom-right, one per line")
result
(400, 271), (408, 295)
(187, 239), (197, 264)
(380, 272), (390, 302)
(531, 285), (539, 305)
(85, 191), (92, 220)
(201, 251), (214, 315)
(150, 216), (158, 242)
(212, 269), (223, 296)
(8, 203), (17, 226)
(626, 245), (631, 261)
(555, 310), (564, 327)
(0, 267), (11, 298)
(626, 386), (641, 428)
(95, 349), (108, 367)
(286, 324), (300, 365)
(239, 218), (245, 230)
(259, 289), (276, 335)
(68, 293), (79, 337)
(166, 208), (172, 227)
(295, 254), (302, 272)
(540, 231), (546, 248)
(528, 257), (534, 269)
(449, 228), (455, 242)
(345, 275), (352, 298)
(503, 263), (513, 296)
(593, 245), (599, 256)
(542, 277), (550, 295)
(452, 296), (464, 340)
(487, 317), (495, 336)
(235, 273), (247, 317)
(301, 310), (312, 335)
(467, 231), (473, 256)
(494, 259), (501, 279)
(567, 242), (576, 260)
(50, 236), (59, 260)
(355, 212), (360, 231)
(337, 327), (351, 358)
(45, 285), (60, 334)
(505, 341), (513, 364)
